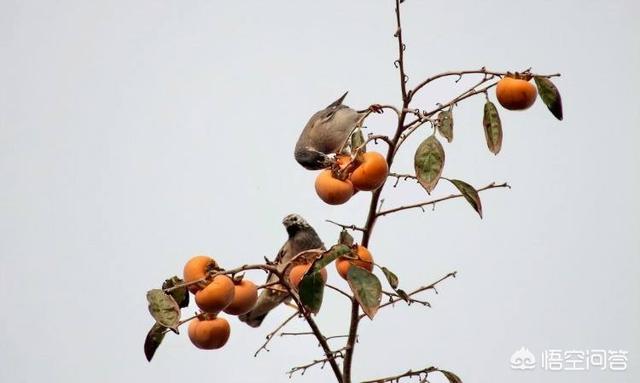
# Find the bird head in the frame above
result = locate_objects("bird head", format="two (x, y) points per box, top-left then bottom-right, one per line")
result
(282, 214), (311, 236)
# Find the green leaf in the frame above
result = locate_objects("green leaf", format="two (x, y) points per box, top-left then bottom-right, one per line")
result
(311, 244), (351, 272)
(162, 276), (189, 308)
(436, 110), (454, 143)
(483, 101), (502, 155)
(448, 179), (483, 218)
(534, 76), (563, 120)
(351, 128), (366, 153)
(414, 135), (445, 194)
(144, 323), (166, 362)
(147, 289), (180, 330)
(396, 289), (410, 302)
(381, 267), (399, 289)
(299, 271), (326, 314)
(440, 370), (463, 383)
(347, 266), (382, 319)
(339, 229), (354, 247)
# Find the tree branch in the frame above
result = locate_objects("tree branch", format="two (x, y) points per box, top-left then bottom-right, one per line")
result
(359, 272), (457, 320)
(377, 182), (510, 217)
(254, 312), (298, 357)
(410, 67), (560, 100)
(287, 348), (348, 378)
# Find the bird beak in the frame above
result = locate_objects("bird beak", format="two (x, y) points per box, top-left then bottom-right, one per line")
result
(326, 91), (349, 108)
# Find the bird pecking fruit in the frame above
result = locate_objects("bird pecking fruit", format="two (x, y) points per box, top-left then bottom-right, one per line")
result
(350, 151), (389, 191)
(315, 169), (355, 205)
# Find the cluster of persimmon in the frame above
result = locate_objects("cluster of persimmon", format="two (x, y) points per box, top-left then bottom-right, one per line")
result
(182, 255), (259, 350)
(315, 151), (389, 205)
(495, 73), (538, 111)
(180, 246), (375, 351)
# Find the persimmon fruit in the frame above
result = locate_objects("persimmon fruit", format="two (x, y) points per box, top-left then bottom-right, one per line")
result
(350, 151), (388, 191)
(315, 169), (354, 205)
(223, 279), (258, 316)
(289, 263), (328, 290)
(195, 275), (235, 314)
(336, 246), (374, 279)
(496, 76), (537, 110)
(183, 255), (217, 293)
(188, 315), (231, 350)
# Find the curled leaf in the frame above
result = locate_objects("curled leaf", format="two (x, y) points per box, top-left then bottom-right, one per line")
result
(299, 271), (326, 314)
(483, 101), (502, 155)
(144, 323), (166, 362)
(414, 135), (445, 194)
(448, 179), (483, 218)
(534, 76), (563, 120)
(162, 276), (189, 308)
(146, 289), (180, 330)
(440, 370), (463, 383)
(351, 128), (366, 153)
(347, 266), (382, 319)
(311, 244), (351, 272)
(381, 267), (399, 289)
(396, 289), (410, 303)
(436, 110), (454, 143)
(339, 230), (354, 247)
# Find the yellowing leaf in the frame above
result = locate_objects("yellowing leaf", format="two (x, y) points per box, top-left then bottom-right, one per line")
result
(436, 110), (454, 143)
(381, 267), (399, 289)
(449, 179), (483, 218)
(347, 266), (382, 319)
(534, 76), (563, 120)
(146, 289), (180, 330)
(414, 135), (445, 194)
(483, 101), (502, 155)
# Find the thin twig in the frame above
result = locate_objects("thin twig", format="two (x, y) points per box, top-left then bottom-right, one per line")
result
(377, 182), (510, 217)
(326, 283), (354, 301)
(410, 67), (560, 100)
(360, 272), (457, 320)
(326, 219), (366, 233)
(254, 312), (298, 357)
(287, 348), (348, 378)
(361, 366), (440, 383)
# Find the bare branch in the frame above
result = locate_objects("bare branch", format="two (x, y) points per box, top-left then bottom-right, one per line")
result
(326, 219), (366, 233)
(326, 283), (354, 301)
(377, 182), (510, 217)
(360, 272), (457, 320)
(361, 366), (439, 383)
(287, 348), (348, 378)
(411, 67), (561, 100)
(254, 312), (299, 357)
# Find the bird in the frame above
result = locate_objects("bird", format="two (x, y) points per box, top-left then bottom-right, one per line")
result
(239, 213), (325, 327)
(294, 92), (363, 170)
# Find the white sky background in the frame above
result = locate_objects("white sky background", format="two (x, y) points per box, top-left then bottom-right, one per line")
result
(1, 0), (638, 382)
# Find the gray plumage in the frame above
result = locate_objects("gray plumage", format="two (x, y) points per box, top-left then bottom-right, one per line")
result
(239, 214), (325, 327)
(294, 92), (362, 170)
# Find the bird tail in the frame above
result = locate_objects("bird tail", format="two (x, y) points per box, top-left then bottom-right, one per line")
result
(238, 289), (288, 328)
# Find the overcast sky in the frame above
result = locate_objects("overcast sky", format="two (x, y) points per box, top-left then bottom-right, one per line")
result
(1, 1), (638, 382)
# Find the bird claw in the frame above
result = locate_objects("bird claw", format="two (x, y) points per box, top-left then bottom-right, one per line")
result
(369, 104), (384, 114)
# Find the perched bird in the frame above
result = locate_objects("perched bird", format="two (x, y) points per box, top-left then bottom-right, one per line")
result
(294, 92), (362, 170)
(239, 213), (325, 327)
